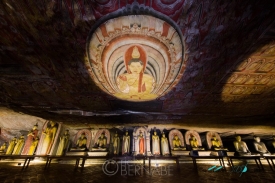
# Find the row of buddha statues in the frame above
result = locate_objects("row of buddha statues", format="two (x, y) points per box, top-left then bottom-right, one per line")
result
(1, 121), (275, 157)
(0, 124), (39, 155)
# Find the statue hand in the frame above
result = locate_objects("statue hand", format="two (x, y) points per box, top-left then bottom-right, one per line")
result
(119, 75), (127, 81)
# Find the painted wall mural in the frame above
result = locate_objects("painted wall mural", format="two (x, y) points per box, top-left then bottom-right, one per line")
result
(86, 15), (185, 102)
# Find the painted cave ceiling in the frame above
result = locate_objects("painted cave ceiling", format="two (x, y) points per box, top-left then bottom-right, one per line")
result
(1, 0), (275, 125)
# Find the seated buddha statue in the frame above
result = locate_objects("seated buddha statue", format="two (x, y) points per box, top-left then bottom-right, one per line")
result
(70, 133), (87, 151)
(92, 133), (107, 151)
(189, 135), (205, 150)
(211, 135), (228, 151)
(233, 136), (251, 156)
(253, 136), (270, 155)
(172, 135), (186, 150)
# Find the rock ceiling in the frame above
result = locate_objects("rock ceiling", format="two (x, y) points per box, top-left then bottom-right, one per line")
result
(1, 0), (275, 127)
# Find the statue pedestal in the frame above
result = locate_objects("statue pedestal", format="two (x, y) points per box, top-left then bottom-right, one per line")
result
(236, 152), (260, 156)
(226, 152), (235, 156)
(66, 151), (87, 156)
(210, 150), (229, 156)
(132, 151), (152, 156)
(198, 151), (212, 156)
(171, 150), (190, 156)
(262, 153), (275, 156)
(190, 150), (212, 156)
(88, 151), (108, 156)
(91, 147), (107, 151)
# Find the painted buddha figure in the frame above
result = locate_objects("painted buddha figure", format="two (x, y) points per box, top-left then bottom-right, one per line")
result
(233, 136), (251, 156)
(211, 135), (228, 151)
(71, 133), (87, 151)
(189, 135), (205, 150)
(115, 45), (157, 101)
(92, 132), (107, 151)
(253, 136), (270, 155)
(172, 134), (186, 150)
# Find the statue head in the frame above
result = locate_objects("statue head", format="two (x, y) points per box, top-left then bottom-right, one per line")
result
(254, 136), (261, 142)
(190, 134), (196, 140)
(125, 130), (128, 135)
(235, 135), (241, 142)
(81, 132), (86, 138)
(212, 135), (217, 141)
(33, 123), (38, 130)
(50, 121), (56, 126)
(174, 135), (179, 140)
(65, 130), (69, 134)
(153, 131), (157, 135)
(101, 132), (105, 138)
(114, 132), (118, 137)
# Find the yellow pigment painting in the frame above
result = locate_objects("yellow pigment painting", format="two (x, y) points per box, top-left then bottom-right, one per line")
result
(86, 15), (185, 102)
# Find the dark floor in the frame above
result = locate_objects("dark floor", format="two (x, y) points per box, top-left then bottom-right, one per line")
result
(0, 159), (274, 183)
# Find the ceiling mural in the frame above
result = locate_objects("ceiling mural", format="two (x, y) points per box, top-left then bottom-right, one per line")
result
(86, 15), (185, 101)
(0, 0), (275, 125)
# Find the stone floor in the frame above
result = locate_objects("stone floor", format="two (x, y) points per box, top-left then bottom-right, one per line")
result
(0, 159), (274, 183)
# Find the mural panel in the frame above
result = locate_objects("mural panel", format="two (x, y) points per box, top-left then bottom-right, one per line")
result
(86, 15), (185, 102)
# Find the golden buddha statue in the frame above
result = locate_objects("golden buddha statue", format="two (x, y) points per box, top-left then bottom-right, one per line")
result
(152, 131), (160, 155)
(172, 134), (186, 150)
(112, 132), (120, 155)
(0, 142), (7, 154)
(28, 137), (39, 155)
(211, 135), (228, 151)
(92, 132), (107, 151)
(115, 46), (157, 101)
(233, 136), (251, 156)
(122, 130), (130, 155)
(12, 135), (25, 155)
(40, 121), (58, 155)
(189, 135), (205, 150)
(253, 136), (270, 155)
(56, 130), (70, 155)
(71, 132), (87, 151)
(6, 137), (17, 155)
